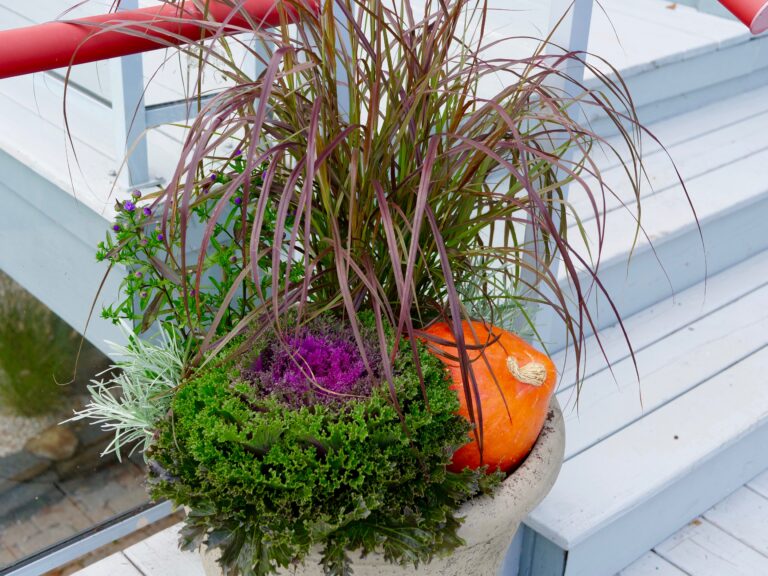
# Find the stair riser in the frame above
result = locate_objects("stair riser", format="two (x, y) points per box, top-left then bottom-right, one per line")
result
(563, 419), (768, 576)
(585, 37), (768, 135)
(548, 190), (768, 351)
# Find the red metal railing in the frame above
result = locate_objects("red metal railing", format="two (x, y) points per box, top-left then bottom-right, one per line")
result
(720, 0), (768, 33)
(0, 0), (761, 81)
(0, 1), (315, 80)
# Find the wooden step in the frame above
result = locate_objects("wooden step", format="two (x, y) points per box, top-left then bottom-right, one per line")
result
(620, 470), (768, 575)
(520, 251), (768, 576)
(583, 0), (768, 130)
(546, 80), (768, 351)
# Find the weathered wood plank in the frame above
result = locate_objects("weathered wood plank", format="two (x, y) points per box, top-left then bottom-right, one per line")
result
(570, 109), (768, 222)
(590, 82), (768, 174)
(553, 249), (768, 392)
(619, 551), (689, 576)
(76, 553), (144, 576)
(122, 525), (205, 576)
(704, 487), (768, 557)
(527, 347), (768, 576)
(748, 469), (768, 499)
(558, 284), (768, 458)
(655, 519), (768, 576)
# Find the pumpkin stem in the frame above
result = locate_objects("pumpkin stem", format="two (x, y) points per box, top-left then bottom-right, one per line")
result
(506, 357), (547, 387)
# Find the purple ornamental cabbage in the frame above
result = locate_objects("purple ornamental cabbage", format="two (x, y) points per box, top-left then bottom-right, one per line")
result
(248, 322), (381, 406)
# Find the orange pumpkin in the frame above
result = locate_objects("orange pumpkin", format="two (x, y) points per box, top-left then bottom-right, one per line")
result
(422, 320), (556, 474)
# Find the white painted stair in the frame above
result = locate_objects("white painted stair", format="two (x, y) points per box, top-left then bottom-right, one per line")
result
(521, 248), (768, 575)
(518, 3), (768, 574)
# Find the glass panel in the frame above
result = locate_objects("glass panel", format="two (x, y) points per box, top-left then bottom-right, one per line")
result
(0, 270), (149, 571)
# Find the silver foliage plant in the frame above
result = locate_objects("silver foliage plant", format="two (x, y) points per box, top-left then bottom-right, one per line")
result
(67, 322), (185, 460)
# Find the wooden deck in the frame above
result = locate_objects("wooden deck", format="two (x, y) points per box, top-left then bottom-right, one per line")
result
(72, 470), (768, 575)
(621, 470), (768, 576)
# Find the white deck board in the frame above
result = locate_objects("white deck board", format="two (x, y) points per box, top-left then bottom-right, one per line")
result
(553, 249), (768, 392)
(570, 106), (768, 224)
(618, 552), (689, 576)
(528, 346), (768, 547)
(558, 283), (768, 458)
(703, 487), (768, 557)
(589, 80), (768, 175)
(75, 553), (144, 576)
(122, 525), (205, 576)
(655, 519), (768, 576)
(748, 470), (768, 498)
(564, 137), (768, 275)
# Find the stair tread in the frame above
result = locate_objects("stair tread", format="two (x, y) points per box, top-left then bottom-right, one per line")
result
(528, 344), (768, 547)
(553, 249), (768, 391)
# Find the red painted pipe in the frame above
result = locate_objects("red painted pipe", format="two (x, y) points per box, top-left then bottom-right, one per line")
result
(0, 1), (315, 80)
(719, 0), (768, 34)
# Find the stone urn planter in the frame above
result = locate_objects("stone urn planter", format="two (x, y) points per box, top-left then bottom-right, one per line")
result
(200, 398), (565, 576)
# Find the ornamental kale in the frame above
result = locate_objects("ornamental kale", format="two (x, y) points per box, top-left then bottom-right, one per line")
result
(248, 318), (381, 406)
(147, 316), (498, 576)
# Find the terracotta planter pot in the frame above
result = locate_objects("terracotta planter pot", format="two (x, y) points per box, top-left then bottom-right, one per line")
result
(201, 398), (565, 576)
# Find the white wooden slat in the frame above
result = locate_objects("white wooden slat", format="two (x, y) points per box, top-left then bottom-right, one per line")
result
(75, 553), (144, 576)
(558, 284), (768, 459)
(596, 0), (743, 44)
(569, 108), (768, 224)
(562, 141), (768, 279)
(704, 487), (768, 557)
(619, 552), (689, 576)
(0, 72), (184, 215)
(589, 81), (768, 175)
(528, 346), (768, 548)
(748, 470), (768, 498)
(655, 519), (768, 576)
(123, 525), (205, 576)
(585, 9), (725, 81)
(553, 248), (768, 392)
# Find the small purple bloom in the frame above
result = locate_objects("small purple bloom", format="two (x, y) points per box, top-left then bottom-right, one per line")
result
(157, 233), (165, 242)
(234, 197), (243, 206)
(140, 290), (148, 298)
(210, 173), (218, 182)
(131, 189), (142, 199)
(234, 149), (242, 157)
(229, 255), (238, 263)
(134, 271), (143, 279)
(123, 200), (136, 212)
(112, 224), (121, 232)
(142, 207), (152, 217)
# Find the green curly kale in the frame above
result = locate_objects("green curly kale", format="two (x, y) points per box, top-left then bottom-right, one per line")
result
(147, 320), (496, 576)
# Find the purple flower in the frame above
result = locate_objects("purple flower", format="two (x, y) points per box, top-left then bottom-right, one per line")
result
(131, 190), (142, 199)
(140, 290), (148, 299)
(142, 207), (152, 217)
(229, 255), (238, 263)
(134, 271), (143, 279)
(112, 224), (121, 232)
(210, 173), (218, 182)
(157, 233), (165, 242)
(234, 149), (242, 157)
(234, 197), (243, 206)
(123, 200), (136, 212)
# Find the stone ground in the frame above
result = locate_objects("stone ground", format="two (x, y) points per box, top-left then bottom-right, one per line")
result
(0, 459), (149, 570)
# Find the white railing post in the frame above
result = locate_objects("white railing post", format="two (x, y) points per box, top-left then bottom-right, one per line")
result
(110, 0), (149, 189)
(515, 0), (594, 348)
